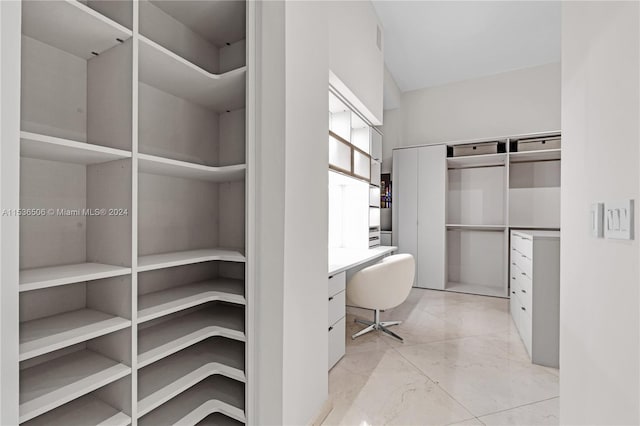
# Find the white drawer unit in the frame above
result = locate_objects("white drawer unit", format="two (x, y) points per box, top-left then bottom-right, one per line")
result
(328, 272), (346, 369)
(509, 230), (560, 368)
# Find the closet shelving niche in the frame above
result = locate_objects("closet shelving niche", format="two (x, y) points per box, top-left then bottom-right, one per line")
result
(14, 0), (252, 425)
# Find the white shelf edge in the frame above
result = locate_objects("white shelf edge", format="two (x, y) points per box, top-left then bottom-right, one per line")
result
(175, 400), (246, 425)
(508, 148), (561, 162)
(446, 224), (506, 231)
(19, 262), (132, 292)
(64, 0), (133, 38)
(138, 153), (246, 183)
(21, 394), (130, 426)
(20, 132), (132, 165)
(138, 249), (246, 273)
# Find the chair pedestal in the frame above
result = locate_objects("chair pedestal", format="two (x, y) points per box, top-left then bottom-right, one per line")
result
(352, 309), (404, 342)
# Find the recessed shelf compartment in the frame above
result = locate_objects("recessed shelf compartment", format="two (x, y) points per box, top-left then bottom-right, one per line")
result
(137, 304), (245, 368)
(509, 149), (561, 163)
(20, 262), (131, 292)
(138, 279), (245, 323)
(22, 0), (132, 60)
(138, 376), (245, 426)
(20, 308), (131, 361)
(447, 153), (507, 169)
(138, 339), (245, 417)
(19, 349), (131, 423)
(138, 153), (245, 183)
(21, 132), (132, 166)
(139, 36), (246, 112)
(138, 249), (246, 273)
(22, 393), (130, 426)
(446, 224), (506, 231)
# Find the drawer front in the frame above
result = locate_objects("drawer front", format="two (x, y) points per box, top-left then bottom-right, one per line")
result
(512, 248), (533, 278)
(519, 308), (533, 356)
(328, 290), (346, 327)
(328, 316), (346, 369)
(328, 271), (346, 297)
(510, 289), (521, 325)
(512, 233), (533, 257)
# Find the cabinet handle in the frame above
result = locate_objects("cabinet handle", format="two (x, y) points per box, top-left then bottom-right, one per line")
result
(328, 326), (334, 332)
(329, 296), (334, 301)
(512, 291), (516, 294)
(521, 289), (526, 293)
(512, 262), (516, 266)
(521, 272), (526, 276)
(511, 277), (515, 280)
(521, 307), (526, 311)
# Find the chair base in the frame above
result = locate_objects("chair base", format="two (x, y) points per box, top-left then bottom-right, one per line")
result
(352, 309), (404, 342)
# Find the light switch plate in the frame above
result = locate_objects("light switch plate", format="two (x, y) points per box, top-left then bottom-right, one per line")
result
(604, 199), (634, 240)
(590, 203), (604, 238)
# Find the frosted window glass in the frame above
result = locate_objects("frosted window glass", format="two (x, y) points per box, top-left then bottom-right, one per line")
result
(353, 151), (370, 180)
(330, 111), (351, 142)
(351, 127), (370, 154)
(329, 136), (351, 171)
(369, 207), (380, 228)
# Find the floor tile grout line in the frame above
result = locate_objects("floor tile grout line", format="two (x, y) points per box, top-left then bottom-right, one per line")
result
(475, 395), (560, 419)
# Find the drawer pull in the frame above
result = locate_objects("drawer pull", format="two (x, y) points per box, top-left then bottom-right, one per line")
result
(521, 289), (526, 293)
(328, 326), (334, 332)
(329, 296), (334, 301)
(511, 277), (515, 280)
(512, 291), (516, 294)
(521, 307), (526, 311)
(512, 262), (516, 266)
(521, 272), (526, 276)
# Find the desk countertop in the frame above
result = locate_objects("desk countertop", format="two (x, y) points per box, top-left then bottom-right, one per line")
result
(328, 246), (397, 276)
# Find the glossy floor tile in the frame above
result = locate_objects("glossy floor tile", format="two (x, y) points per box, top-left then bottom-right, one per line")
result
(325, 289), (559, 426)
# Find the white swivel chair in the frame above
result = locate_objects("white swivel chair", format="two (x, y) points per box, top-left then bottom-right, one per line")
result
(346, 253), (415, 342)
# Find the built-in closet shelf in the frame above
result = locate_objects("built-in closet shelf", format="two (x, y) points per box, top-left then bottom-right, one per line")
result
(19, 350), (131, 423)
(22, 394), (130, 426)
(447, 153), (507, 169)
(20, 132), (132, 166)
(138, 36), (246, 112)
(138, 154), (246, 183)
(446, 282), (507, 298)
(509, 149), (561, 163)
(19, 262), (132, 292)
(137, 306), (245, 368)
(138, 249), (246, 273)
(138, 279), (246, 323)
(138, 339), (245, 417)
(138, 377), (245, 426)
(446, 224), (506, 231)
(22, 0), (132, 60)
(20, 309), (131, 362)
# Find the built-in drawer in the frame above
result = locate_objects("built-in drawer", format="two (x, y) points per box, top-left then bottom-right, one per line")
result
(328, 271), (346, 298)
(328, 316), (346, 369)
(519, 308), (533, 355)
(510, 287), (521, 320)
(328, 290), (346, 327)
(512, 249), (533, 278)
(512, 233), (533, 257)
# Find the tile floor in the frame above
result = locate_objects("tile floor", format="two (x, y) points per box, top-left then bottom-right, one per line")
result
(323, 289), (559, 426)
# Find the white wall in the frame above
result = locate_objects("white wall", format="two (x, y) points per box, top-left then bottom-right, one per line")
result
(560, 2), (640, 424)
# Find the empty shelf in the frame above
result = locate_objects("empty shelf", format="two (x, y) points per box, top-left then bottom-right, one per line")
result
(509, 149), (561, 163)
(447, 153), (507, 169)
(22, 394), (130, 426)
(20, 349), (131, 423)
(197, 413), (244, 426)
(446, 282), (507, 298)
(138, 249), (246, 272)
(20, 262), (131, 292)
(138, 305), (245, 368)
(21, 132), (132, 166)
(139, 36), (246, 112)
(446, 224), (507, 231)
(138, 377), (245, 425)
(138, 154), (245, 183)
(20, 309), (131, 361)
(138, 339), (245, 417)
(138, 279), (245, 323)
(22, 0), (132, 60)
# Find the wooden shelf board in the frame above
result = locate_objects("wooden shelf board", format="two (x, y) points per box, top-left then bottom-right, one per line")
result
(138, 279), (245, 324)
(20, 309), (131, 362)
(138, 154), (245, 183)
(137, 306), (245, 368)
(138, 377), (245, 425)
(509, 149), (561, 163)
(138, 249), (245, 273)
(20, 349), (131, 423)
(138, 339), (245, 417)
(446, 282), (508, 298)
(20, 262), (131, 292)
(446, 224), (506, 231)
(22, 394), (130, 426)
(20, 132), (132, 166)
(447, 153), (507, 169)
(22, 0), (132, 60)
(139, 36), (246, 112)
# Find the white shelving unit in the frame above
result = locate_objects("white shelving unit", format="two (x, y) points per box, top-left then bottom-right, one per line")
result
(7, 1), (253, 424)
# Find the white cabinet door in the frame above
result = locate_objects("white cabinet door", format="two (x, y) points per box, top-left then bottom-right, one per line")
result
(416, 145), (447, 289)
(392, 148), (418, 285)
(371, 129), (382, 161)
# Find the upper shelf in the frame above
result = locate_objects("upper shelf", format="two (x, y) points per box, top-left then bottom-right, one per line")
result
(446, 224), (507, 231)
(138, 154), (246, 183)
(447, 153), (507, 169)
(138, 248), (246, 273)
(20, 262), (131, 292)
(509, 149), (561, 163)
(138, 36), (246, 112)
(22, 0), (132, 60)
(21, 132), (131, 166)
(21, 394), (130, 426)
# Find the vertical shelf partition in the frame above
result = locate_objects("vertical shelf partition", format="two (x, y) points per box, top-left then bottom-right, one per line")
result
(16, 1), (251, 425)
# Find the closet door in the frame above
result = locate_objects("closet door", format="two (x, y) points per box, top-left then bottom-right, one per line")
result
(417, 145), (446, 289)
(392, 148), (418, 285)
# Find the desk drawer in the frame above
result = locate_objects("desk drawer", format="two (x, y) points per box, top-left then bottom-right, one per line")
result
(329, 290), (346, 327)
(329, 317), (346, 369)
(328, 271), (346, 297)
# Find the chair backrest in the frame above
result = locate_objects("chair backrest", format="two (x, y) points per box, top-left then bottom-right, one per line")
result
(346, 253), (416, 311)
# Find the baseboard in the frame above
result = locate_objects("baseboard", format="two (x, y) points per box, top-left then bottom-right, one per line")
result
(310, 398), (333, 426)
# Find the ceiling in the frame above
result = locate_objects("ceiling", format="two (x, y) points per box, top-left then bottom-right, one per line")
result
(372, 1), (561, 92)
